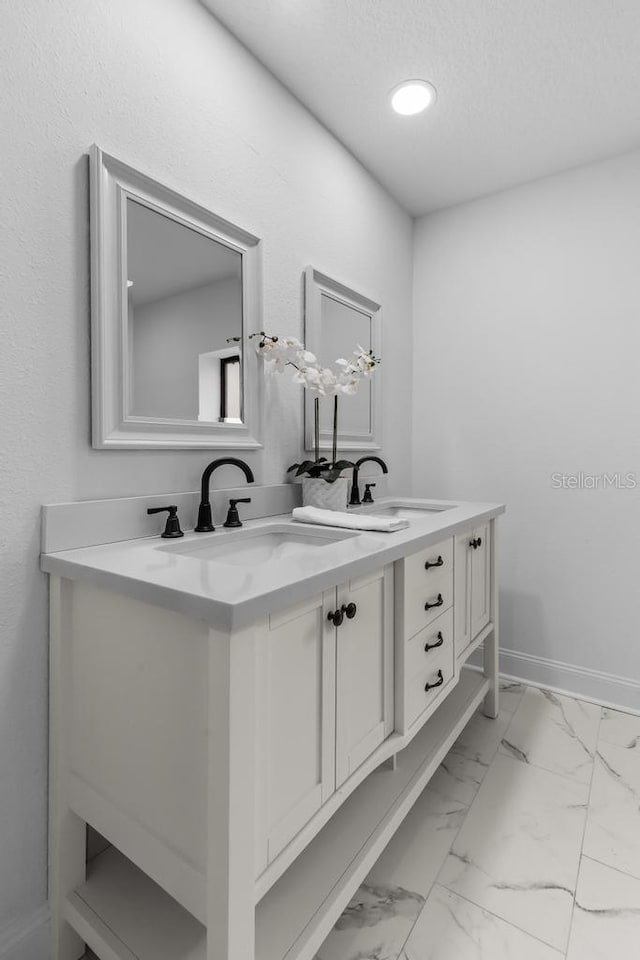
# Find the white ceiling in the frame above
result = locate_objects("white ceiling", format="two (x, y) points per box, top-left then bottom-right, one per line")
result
(201, 0), (640, 215)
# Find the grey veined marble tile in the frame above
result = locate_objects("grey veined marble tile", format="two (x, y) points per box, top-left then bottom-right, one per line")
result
(314, 882), (424, 960)
(437, 753), (589, 952)
(365, 766), (471, 899)
(315, 712), (513, 960)
(567, 857), (640, 960)
(498, 686), (600, 784)
(498, 680), (527, 715)
(401, 884), (563, 960)
(441, 709), (513, 805)
(599, 707), (640, 751)
(316, 766), (473, 960)
(583, 741), (640, 880)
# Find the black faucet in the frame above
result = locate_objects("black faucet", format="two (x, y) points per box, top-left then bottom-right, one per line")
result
(349, 456), (388, 506)
(195, 458), (255, 532)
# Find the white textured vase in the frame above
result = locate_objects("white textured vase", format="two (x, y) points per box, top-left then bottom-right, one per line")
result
(302, 477), (348, 511)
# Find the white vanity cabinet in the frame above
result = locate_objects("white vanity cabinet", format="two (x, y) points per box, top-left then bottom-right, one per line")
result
(454, 522), (492, 660)
(255, 566), (394, 871)
(44, 499), (503, 960)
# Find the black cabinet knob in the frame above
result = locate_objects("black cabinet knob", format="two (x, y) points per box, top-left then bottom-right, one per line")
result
(327, 609), (344, 627)
(341, 602), (357, 620)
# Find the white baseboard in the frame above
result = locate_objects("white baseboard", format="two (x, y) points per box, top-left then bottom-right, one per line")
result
(0, 905), (49, 960)
(468, 646), (640, 716)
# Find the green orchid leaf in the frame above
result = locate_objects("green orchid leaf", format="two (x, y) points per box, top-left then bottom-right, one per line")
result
(294, 460), (319, 477)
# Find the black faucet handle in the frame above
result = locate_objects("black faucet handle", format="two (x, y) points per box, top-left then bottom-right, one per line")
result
(362, 483), (376, 504)
(147, 505), (184, 539)
(224, 497), (252, 528)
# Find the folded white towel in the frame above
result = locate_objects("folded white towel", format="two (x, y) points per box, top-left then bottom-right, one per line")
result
(292, 506), (409, 533)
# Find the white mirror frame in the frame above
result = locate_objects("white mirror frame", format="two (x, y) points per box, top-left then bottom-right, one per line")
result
(89, 145), (262, 449)
(304, 266), (382, 452)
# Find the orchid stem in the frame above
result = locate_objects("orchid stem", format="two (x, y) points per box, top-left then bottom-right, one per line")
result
(314, 396), (320, 463)
(332, 394), (338, 469)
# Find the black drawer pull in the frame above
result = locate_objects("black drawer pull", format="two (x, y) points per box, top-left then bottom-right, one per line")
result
(341, 602), (357, 620)
(425, 631), (444, 652)
(470, 537), (483, 550)
(425, 593), (444, 611)
(425, 669), (444, 692)
(424, 555), (444, 570)
(327, 609), (344, 627)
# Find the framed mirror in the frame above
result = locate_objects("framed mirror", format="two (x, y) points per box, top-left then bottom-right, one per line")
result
(304, 267), (382, 452)
(89, 146), (262, 448)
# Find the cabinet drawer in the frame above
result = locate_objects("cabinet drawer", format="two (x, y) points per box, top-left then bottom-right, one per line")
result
(398, 537), (454, 641)
(404, 627), (455, 731)
(404, 608), (453, 685)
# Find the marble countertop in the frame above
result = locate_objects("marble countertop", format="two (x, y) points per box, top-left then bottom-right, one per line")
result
(40, 497), (505, 631)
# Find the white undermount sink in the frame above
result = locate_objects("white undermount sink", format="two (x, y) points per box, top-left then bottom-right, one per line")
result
(359, 500), (456, 520)
(158, 523), (359, 566)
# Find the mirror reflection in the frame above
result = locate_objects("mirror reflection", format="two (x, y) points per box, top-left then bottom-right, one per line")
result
(304, 266), (381, 451)
(317, 292), (373, 436)
(126, 198), (243, 423)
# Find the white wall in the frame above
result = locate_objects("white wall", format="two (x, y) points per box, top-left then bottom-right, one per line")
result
(412, 149), (640, 708)
(0, 0), (413, 946)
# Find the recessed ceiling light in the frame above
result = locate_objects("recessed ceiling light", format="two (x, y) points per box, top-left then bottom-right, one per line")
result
(390, 80), (437, 116)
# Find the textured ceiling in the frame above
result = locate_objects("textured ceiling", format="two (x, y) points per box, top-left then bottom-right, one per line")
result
(201, 0), (640, 215)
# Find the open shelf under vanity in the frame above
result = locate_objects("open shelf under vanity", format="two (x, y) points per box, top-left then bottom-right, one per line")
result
(65, 670), (489, 960)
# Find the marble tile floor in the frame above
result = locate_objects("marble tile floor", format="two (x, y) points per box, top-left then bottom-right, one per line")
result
(316, 680), (640, 960)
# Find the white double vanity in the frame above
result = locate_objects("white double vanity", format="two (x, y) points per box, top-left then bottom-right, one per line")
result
(42, 491), (504, 960)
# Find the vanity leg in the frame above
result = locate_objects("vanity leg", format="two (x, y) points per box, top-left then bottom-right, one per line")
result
(483, 520), (499, 719)
(206, 625), (257, 960)
(49, 577), (86, 960)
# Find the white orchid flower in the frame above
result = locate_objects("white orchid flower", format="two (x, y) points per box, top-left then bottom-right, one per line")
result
(264, 359), (286, 375)
(320, 368), (339, 392)
(338, 377), (360, 395)
(291, 367), (310, 386)
(254, 331), (378, 397)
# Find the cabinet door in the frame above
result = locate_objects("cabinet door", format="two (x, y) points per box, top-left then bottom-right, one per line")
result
(335, 566), (394, 787)
(454, 531), (472, 657)
(256, 592), (336, 868)
(470, 522), (491, 640)
(454, 524), (492, 660)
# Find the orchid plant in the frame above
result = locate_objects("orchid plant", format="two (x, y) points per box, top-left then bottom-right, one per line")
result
(244, 332), (380, 483)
